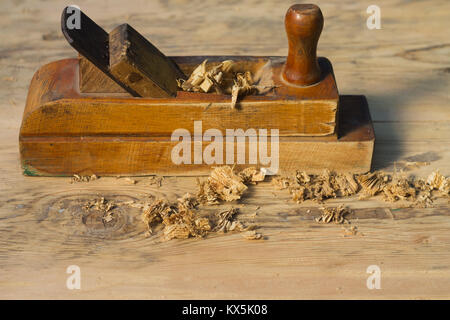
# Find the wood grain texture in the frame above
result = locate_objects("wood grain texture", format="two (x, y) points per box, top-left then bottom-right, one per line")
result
(109, 23), (186, 97)
(79, 56), (128, 94)
(1, 0), (449, 299)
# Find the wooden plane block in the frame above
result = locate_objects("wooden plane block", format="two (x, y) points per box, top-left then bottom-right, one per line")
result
(19, 94), (373, 176)
(20, 60), (372, 176)
(21, 59), (337, 138)
(109, 24), (186, 98)
(76, 56), (338, 136)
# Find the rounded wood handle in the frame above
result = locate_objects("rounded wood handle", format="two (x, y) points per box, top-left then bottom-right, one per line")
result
(282, 4), (323, 86)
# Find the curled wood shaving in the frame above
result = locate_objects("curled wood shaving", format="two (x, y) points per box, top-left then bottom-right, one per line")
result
(71, 174), (98, 183)
(242, 230), (263, 240)
(335, 173), (359, 196)
(163, 224), (191, 240)
(426, 171), (449, 193)
(141, 195), (211, 240)
(271, 176), (292, 190)
(124, 177), (137, 184)
(141, 199), (172, 234)
(275, 169), (449, 208)
(315, 205), (350, 224)
(141, 195), (258, 241)
(177, 59), (234, 93)
(231, 71), (255, 109)
(197, 166), (248, 204)
(177, 192), (199, 209)
(214, 208), (246, 233)
(83, 197), (116, 223)
(382, 172), (416, 202)
(342, 225), (362, 237)
(288, 170), (359, 203)
(83, 197), (115, 213)
(357, 171), (389, 197)
(238, 167), (266, 185)
(414, 192), (434, 208)
(177, 59), (274, 109)
(146, 176), (164, 187)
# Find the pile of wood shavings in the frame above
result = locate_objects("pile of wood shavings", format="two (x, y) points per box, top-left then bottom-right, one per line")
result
(141, 193), (211, 240)
(177, 59), (274, 109)
(359, 170), (449, 207)
(139, 166), (266, 241)
(274, 170), (449, 208)
(141, 198), (260, 241)
(197, 166), (265, 205)
(381, 172), (416, 202)
(273, 170), (358, 203)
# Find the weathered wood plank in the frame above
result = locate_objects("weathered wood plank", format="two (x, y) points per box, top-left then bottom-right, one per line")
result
(0, 0), (449, 300)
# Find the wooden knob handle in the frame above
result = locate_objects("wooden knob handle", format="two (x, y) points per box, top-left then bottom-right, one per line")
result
(283, 4), (323, 86)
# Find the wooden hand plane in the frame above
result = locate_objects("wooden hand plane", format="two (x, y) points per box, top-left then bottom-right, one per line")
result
(19, 4), (374, 176)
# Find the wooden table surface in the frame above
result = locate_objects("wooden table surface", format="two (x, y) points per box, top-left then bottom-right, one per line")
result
(0, 0), (449, 299)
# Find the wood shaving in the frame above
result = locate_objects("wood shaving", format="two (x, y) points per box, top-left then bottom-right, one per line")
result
(414, 193), (434, 208)
(141, 199), (171, 234)
(177, 59), (274, 109)
(288, 170), (359, 203)
(146, 176), (164, 187)
(177, 192), (199, 209)
(71, 174), (98, 183)
(214, 208), (246, 233)
(271, 176), (291, 190)
(197, 166), (248, 204)
(140, 194), (260, 241)
(238, 167), (266, 184)
(335, 173), (359, 196)
(163, 224), (191, 240)
(342, 225), (363, 237)
(382, 172), (416, 202)
(83, 197), (116, 224)
(177, 59), (233, 93)
(242, 230), (263, 240)
(230, 71), (255, 109)
(103, 212), (114, 223)
(315, 205), (350, 224)
(426, 170), (449, 193)
(83, 197), (115, 213)
(123, 177), (137, 184)
(275, 170), (449, 208)
(357, 171), (389, 197)
(141, 195), (211, 240)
